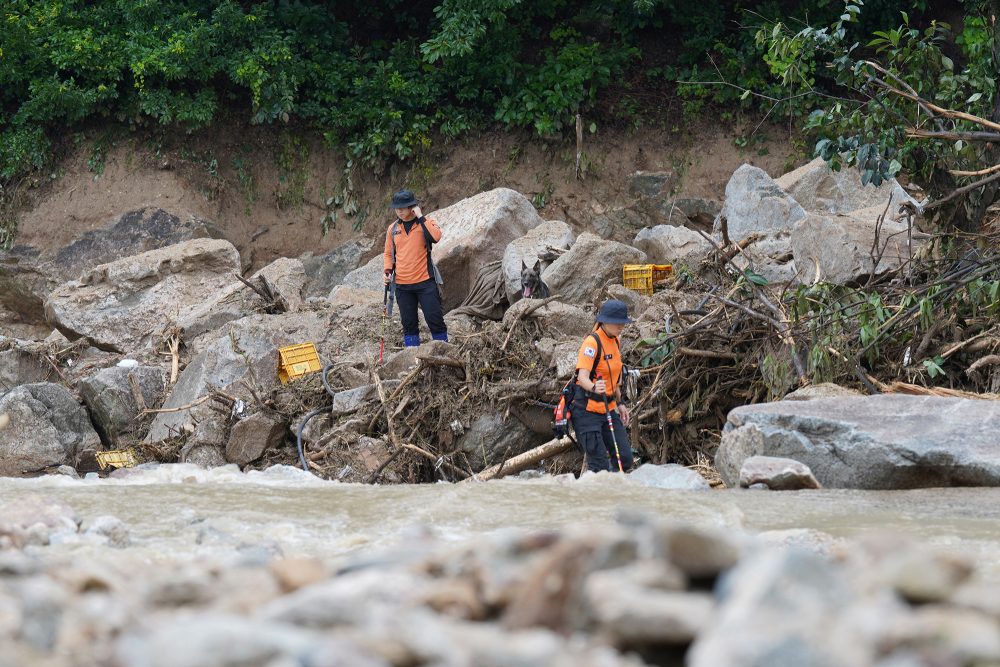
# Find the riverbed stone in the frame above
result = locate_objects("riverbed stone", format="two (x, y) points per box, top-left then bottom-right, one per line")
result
(0, 383), (101, 475)
(79, 365), (166, 446)
(718, 394), (1000, 489)
(226, 412), (287, 466)
(738, 455), (821, 490)
(628, 463), (711, 490)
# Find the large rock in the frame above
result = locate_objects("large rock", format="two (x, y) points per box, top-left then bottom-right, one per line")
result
(226, 412), (287, 465)
(0, 208), (225, 323)
(542, 233), (646, 304)
(178, 257), (307, 342)
(0, 338), (52, 388)
(0, 383), (100, 475)
(790, 211), (915, 284)
(79, 366), (166, 446)
(502, 221), (575, 304)
(300, 239), (371, 298)
(45, 239), (242, 353)
(775, 157), (916, 222)
(146, 311), (330, 444)
(633, 225), (714, 267)
(718, 164), (806, 243)
(716, 165), (805, 283)
(717, 395), (1000, 489)
(341, 188), (545, 310)
(458, 413), (547, 470)
(628, 171), (678, 198)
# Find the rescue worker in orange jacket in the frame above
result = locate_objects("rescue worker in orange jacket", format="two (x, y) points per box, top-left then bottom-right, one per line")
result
(570, 299), (635, 472)
(383, 189), (448, 347)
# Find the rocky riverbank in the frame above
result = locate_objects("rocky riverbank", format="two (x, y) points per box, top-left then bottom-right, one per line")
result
(5, 156), (1000, 488)
(2, 485), (1000, 667)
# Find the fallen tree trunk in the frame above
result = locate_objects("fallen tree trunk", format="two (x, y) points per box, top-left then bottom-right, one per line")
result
(468, 436), (575, 482)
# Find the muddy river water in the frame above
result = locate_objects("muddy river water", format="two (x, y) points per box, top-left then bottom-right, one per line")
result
(3, 464), (999, 580)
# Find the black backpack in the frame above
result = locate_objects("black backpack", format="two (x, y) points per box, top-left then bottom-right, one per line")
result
(552, 332), (603, 439)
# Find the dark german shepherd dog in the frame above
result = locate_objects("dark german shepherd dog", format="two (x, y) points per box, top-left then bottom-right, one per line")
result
(520, 259), (551, 299)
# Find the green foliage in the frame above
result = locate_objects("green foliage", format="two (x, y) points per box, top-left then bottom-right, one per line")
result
(757, 0), (998, 206)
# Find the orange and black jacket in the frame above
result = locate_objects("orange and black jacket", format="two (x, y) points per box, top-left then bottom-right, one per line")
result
(574, 326), (623, 414)
(383, 216), (442, 285)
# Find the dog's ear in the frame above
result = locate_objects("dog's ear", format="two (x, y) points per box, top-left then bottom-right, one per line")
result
(521, 259), (527, 271)
(533, 259), (541, 272)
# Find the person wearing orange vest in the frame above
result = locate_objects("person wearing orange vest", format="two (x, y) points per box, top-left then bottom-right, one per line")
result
(570, 299), (635, 472)
(383, 189), (448, 347)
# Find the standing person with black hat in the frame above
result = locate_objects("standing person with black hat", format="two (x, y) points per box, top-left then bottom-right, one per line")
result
(571, 299), (635, 473)
(383, 189), (448, 347)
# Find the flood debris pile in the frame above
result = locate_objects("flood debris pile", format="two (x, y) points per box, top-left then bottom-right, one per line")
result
(4, 162), (1000, 485)
(2, 493), (999, 667)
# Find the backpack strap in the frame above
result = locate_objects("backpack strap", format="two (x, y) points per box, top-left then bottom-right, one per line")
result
(587, 332), (603, 380)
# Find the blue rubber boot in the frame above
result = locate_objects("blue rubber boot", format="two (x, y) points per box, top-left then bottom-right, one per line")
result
(431, 332), (449, 343)
(403, 334), (421, 347)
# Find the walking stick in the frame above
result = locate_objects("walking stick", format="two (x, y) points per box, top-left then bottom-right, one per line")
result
(379, 284), (389, 366)
(597, 374), (624, 472)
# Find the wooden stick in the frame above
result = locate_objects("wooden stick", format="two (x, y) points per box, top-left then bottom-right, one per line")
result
(676, 347), (740, 360)
(468, 436), (575, 482)
(140, 394), (210, 415)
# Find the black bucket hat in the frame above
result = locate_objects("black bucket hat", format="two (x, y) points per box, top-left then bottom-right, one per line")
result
(389, 189), (419, 210)
(596, 299), (634, 324)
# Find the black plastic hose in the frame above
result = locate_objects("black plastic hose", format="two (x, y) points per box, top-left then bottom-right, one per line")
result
(295, 363), (337, 472)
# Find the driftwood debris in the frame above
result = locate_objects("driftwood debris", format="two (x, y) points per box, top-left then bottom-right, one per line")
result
(469, 436), (575, 482)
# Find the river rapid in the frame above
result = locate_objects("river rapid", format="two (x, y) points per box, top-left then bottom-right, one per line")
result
(3, 464), (999, 579)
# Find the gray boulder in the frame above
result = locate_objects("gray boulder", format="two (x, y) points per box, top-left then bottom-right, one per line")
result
(775, 157), (916, 222)
(178, 256), (307, 342)
(458, 413), (547, 470)
(633, 225), (714, 267)
(718, 164), (806, 243)
(45, 239), (242, 353)
(0, 208), (224, 323)
(738, 455), (821, 490)
(79, 366), (166, 446)
(590, 207), (649, 241)
(502, 221), (575, 303)
(0, 383), (100, 475)
(146, 311), (330, 445)
(717, 395), (1000, 489)
(300, 239), (371, 298)
(342, 188), (545, 310)
(628, 463), (711, 490)
(0, 338), (52, 389)
(791, 211), (915, 284)
(543, 233), (646, 304)
(226, 412), (287, 466)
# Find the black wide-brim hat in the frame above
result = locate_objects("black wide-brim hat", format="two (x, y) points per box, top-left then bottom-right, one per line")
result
(389, 189), (419, 209)
(596, 299), (634, 324)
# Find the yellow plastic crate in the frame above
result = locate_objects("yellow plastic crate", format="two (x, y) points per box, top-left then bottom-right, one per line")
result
(95, 448), (139, 470)
(278, 342), (322, 384)
(623, 264), (673, 296)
